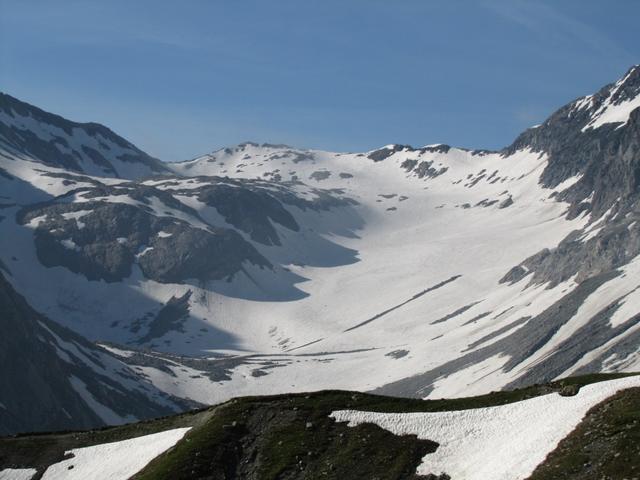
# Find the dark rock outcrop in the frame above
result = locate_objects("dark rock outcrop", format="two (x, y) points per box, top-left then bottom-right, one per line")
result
(18, 192), (270, 283)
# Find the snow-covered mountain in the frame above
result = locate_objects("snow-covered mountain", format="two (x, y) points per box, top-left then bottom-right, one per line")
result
(0, 93), (169, 179)
(0, 66), (639, 429)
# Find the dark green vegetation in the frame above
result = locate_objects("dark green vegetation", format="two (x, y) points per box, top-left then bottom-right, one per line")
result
(528, 386), (640, 480)
(0, 373), (637, 480)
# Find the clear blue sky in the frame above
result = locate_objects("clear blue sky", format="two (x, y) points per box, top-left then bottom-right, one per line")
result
(1, 0), (639, 161)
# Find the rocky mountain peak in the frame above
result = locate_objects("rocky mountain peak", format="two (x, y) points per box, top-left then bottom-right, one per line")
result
(612, 64), (640, 100)
(499, 67), (640, 221)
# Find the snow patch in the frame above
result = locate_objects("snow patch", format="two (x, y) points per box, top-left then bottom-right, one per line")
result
(61, 210), (92, 229)
(136, 246), (154, 258)
(98, 344), (135, 358)
(40, 428), (191, 480)
(60, 238), (80, 251)
(331, 375), (640, 480)
(26, 215), (48, 228)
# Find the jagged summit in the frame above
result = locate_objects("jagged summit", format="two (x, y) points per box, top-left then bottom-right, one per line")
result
(508, 65), (640, 150)
(502, 65), (640, 223)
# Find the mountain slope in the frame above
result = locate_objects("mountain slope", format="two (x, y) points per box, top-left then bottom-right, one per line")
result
(0, 270), (189, 435)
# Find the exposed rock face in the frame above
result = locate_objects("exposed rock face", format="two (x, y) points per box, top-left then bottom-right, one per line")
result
(136, 291), (193, 344)
(0, 92), (169, 179)
(0, 272), (185, 435)
(501, 219), (640, 288)
(17, 194), (270, 283)
(13, 171), (356, 286)
(193, 182), (300, 246)
(499, 66), (640, 290)
(367, 144), (409, 162)
(401, 158), (449, 179)
(165, 176), (357, 246)
(368, 143), (459, 163)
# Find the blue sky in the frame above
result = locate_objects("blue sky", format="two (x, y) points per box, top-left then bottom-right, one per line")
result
(1, 0), (639, 161)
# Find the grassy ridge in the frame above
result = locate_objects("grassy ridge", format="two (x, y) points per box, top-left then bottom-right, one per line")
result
(0, 372), (637, 479)
(133, 373), (637, 480)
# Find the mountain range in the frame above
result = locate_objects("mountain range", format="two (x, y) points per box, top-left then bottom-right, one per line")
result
(0, 65), (640, 438)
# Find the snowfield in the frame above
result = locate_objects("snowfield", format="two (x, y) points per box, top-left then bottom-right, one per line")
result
(331, 375), (640, 480)
(0, 140), (596, 400)
(1, 132), (639, 406)
(39, 428), (190, 480)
